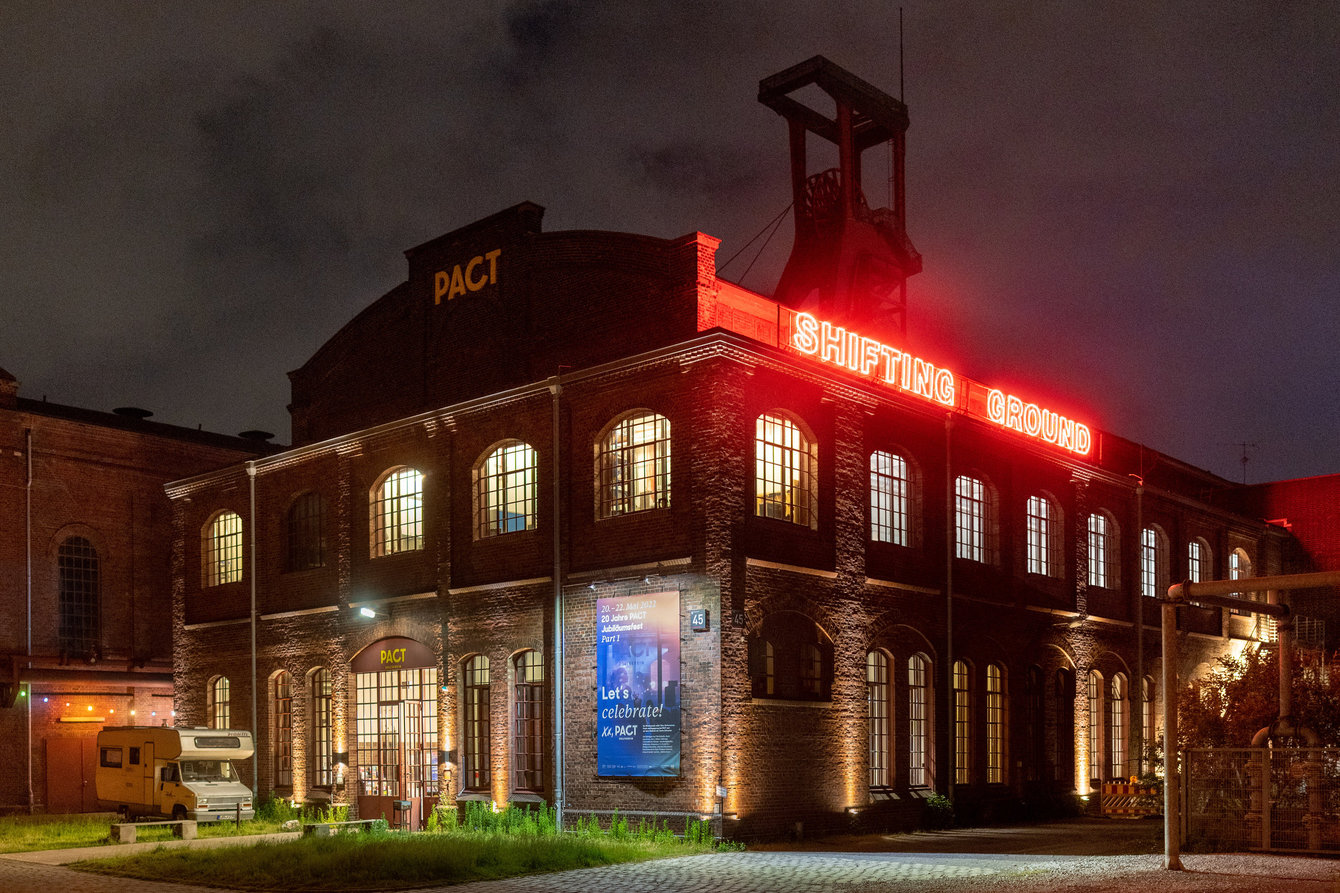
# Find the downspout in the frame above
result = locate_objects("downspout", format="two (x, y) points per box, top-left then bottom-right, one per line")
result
(25, 427), (34, 813)
(247, 461), (258, 795)
(943, 414), (954, 796)
(1133, 482), (1143, 775)
(549, 376), (564, 829)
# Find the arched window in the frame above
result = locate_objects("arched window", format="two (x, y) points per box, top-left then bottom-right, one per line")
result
(1026, 494), (1062, 577)
(1087, 670), (1104, 785)
(475, 441), (537, 537)
(1109, 674), (1127, 780)
(1087, 511), (1119, 589)
(309, 668), (333, 787)
(1141, 525), (1169, 598)
(371, 467), (424, 556)
(513, 651), (544, 793)
(1229, 547), (1254, 616)
(462, 655), (491, 791)
(287, 491), (327, 571)
(754, 413), (817, 529)
(1142, 676), (1156, 763)
(1187, 537), (1211, 584)
(272, 671), (293, 788)
(1024, 666), (1045, 783)
(57, 536), (100, 655)
(866, 650), (890, 787)
(203, 511), (243, 586)
(907, 653), (931, 787)
(597, 412), (670, 517)
(953, 661), (972, 783)
(870, 450), (917, 546)
(955, 475), (996, 563)
(749, 613), (831, 701)
(209, 676), (231, 729)
(986, 663), (1007, 784)
(1054, 668), (1075, 787)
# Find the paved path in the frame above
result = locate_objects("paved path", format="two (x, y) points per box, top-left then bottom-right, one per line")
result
(1, 821), (1336, 893)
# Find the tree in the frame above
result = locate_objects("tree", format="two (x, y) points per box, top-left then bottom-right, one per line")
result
(1178, 646), (1340, 748)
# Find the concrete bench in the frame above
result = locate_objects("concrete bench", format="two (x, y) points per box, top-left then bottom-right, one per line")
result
(110, 820), (198, 844)
(302, 819), (382, 837)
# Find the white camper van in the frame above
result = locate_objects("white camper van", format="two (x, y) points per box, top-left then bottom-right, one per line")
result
(95, 726), (256, 821)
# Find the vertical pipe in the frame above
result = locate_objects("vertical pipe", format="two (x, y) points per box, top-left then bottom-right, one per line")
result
(248, 462), (258, 795)
(1274, 590), (1292, 721)
(943, 414), (954, 795)
(1134, 484), (1144, 774)
(1161, 600), (1182, 870)
(25, 427), (33, 813)
(550, 377), (564, 829)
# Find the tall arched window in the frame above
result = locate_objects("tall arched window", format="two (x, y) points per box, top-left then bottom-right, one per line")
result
(1141, 525), (1169, 598)
(1187, 537), (1210, 584)
(870, 450), (916, 546)
(908, 654), (931, 787)
(1054, 668), (1075, 787)
(513, 651), (544, 793)
(1087, 511), (1119, 589)
(866, 650), (890, 787)
(371, 467), (424, 556)
(597, 412), (670, 517)
(955, 475), (996, 563)
(1229, 547), (1254, 616)
(1024, 666), (1045, 783)
(1109, 674), (1127, 780)
(754, 413), (817, 529)
(1087, 670), (1104, 784)
(1142, 676), (1156, 764)
(57, 536), (100, 655)
(953, 660), (971, 784)
(1025, 494), (1061, 577)
(209, 676), (231, 729)
(287, 491), (327, 571)
(203, 511), (243, 586)
(272, 671), (293, 788)
(309, 668), (333, 787)
(986, 663), (1007, 784)
(462, 655), (491, 791)
(475, 441), (537, 538)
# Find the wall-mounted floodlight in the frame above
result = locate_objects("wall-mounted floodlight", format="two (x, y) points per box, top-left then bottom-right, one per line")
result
(359, 607), (376, 619)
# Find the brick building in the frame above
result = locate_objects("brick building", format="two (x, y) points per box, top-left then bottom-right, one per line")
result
(167, 58), (1334, 837)
(0, 367), (267, 813)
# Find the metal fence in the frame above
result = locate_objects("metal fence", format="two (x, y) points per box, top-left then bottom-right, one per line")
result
(1184, 747), (1340, 854)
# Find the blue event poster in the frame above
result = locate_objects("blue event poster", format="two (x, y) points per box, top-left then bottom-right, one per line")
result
(596, 592), (681, 776)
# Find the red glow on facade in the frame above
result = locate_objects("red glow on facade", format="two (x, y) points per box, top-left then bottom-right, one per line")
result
(701, 286), (1092, 457)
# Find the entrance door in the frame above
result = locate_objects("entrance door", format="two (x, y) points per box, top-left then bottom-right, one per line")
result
(45, 738), (98, 813)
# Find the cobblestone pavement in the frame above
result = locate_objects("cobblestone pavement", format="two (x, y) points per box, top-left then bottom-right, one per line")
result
(2, 824), (1337, 893)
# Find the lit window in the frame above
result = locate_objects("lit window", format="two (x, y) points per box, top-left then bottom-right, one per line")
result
(598, 412), (670, 517)
(1229, 548), (1253, 616)
(272, 671), (293, 788)
(870, 450), (915, 546)
(1026, 494), (1061, 577)
(287, 491), (327, 571)
(475, 441), (537, 538)
(371, 467), (424, 556)
(203, 511), (243, 586)
(209, 676), (231, 729)
(955, 475), (995, 563)
(355, 664), (438, 799)
(1087, 511), (1118, 589)
(57, 536), (100, 656)
(1141, 526), (1168, 598)
(462, 656), (491, 791)
(986, 663), (1006, 784)
(866, 651), (890, 788)
(953, 661), (971, 784)
(309, 668), (333, 787)
(1087, 670), (1104, 783)
(1187, 538), (1210, 584)
(1142, 676), (1156, 756)
(755, 413), (817, 529)
(907, 654), (931, 787)
(1109, 674), (1127, 780)
(513, 651), (544, 793)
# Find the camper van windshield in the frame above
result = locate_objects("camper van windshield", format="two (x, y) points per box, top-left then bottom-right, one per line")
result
(180, 760), (235, 782)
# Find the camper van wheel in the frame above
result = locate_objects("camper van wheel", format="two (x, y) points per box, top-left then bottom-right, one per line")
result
(172, 805), (187, 821)
(117, 806), (130, 821)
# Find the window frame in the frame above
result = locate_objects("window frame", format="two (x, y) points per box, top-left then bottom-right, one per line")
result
(462, 655), (491, 792)
(1141, 525), (1169, 598)
(474, 441), (538, 539)
(203, 511), (243, 587)
(513, 650), (544, 794)
(57, 536), (100, 655)
(986, 663), (1007, 784)
(287, 491), (327, 571)
(754, 412), (818, 529)
(866, 650), (891, 788)
(596, 411), (671, 518)
(907, 653), (931, 788)
(953, 660), (972, 784)
(209, 676), (231, 730)
(309, 667), (333, 787)
(954, 475), (996, 564)
(870, 449), (917, 547)
(1025, 493), (1062, 577)
(1087, 510), (1119, 589)
(272, 670), (293, 789)
(370, 467), (425, 557)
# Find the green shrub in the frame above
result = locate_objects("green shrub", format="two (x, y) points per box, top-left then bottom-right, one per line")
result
(923, 794), (954, 829)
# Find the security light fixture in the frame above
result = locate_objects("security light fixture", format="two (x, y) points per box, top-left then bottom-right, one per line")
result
(360, 606), (376, 618)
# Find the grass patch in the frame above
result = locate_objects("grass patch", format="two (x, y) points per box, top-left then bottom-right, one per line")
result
(0, 799), (297, 853)
(72, 804), (728, 891)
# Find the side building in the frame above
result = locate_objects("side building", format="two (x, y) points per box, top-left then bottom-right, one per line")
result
(0, 368), (270, 813)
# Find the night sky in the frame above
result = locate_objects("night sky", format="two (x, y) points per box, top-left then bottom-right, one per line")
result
(3, 2), (1337, 484)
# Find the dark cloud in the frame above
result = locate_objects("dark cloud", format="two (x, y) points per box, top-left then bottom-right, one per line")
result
(0, 1), (1336, 483)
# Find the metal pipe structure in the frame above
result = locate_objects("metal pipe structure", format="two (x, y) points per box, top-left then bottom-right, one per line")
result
(247, 461), (259, 795)
(25, 427), (33, 813)
(943, 414), (954, 797)
(1159, 569), (1340, 869)
(549, 376), (565, 829)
